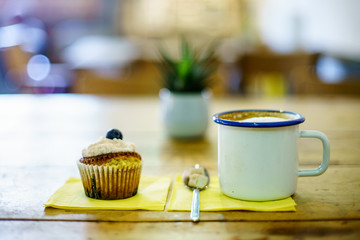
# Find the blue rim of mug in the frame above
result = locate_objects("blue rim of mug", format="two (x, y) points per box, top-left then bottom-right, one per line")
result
(212, 109), (305, 128)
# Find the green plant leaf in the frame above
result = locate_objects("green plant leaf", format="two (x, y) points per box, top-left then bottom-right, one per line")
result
(157, 38), (219, 93)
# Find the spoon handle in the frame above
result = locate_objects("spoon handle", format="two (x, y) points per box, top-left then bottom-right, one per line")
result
(190, 188), (200, 222)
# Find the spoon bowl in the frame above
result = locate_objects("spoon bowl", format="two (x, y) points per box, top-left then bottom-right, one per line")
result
(182, 164), (210, 222)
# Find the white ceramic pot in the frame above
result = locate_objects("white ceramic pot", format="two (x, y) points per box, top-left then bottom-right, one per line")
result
(212, 109), (330, 201)
(159, 88), (210, 139)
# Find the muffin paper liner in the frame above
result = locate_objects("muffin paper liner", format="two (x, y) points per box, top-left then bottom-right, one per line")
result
(77, 160), (142, 200)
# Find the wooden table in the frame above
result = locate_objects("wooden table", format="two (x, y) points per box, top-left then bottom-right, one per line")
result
(0, 94), (359, 239)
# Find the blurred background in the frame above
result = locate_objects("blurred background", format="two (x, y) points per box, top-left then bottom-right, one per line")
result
(0, 0), (359, 96)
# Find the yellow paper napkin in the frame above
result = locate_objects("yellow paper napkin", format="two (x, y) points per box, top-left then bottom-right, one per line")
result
(167, 175), (296, 212)
(45, 176), (171, 211)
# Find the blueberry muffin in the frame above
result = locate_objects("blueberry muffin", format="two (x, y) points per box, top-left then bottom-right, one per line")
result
(77, 129), (142, 200)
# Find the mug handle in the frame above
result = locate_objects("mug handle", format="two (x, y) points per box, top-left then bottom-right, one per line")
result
(298, 130), (330, 177)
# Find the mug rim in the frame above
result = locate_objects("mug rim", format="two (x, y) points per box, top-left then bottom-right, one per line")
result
(212, 109), (305, 128)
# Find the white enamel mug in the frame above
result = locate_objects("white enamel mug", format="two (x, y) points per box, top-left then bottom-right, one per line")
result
(212, 110), (330, 201)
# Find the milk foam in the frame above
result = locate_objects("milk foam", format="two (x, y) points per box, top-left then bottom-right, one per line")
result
(82, 137), (137, 157)
(240, 116), (287, 123)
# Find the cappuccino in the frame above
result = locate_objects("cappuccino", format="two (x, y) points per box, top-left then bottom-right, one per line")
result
(218, 111), (295, 123)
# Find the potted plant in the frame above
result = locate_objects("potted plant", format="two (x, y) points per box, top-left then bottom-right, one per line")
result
(158, 39), (218, 139)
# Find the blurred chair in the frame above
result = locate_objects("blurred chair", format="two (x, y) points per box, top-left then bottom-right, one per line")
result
(237, 50), (320, 96)
(60, 35), (160, 95)
(69, 59), (162, 95)
(237, 49), (360, 96)
(292, 56), (360, 95)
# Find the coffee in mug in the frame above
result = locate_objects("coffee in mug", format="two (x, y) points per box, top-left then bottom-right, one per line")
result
(212, 110), (330, 201)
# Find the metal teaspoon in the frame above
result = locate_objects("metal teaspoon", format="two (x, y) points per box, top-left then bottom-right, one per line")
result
(182, 164), (210, 222)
